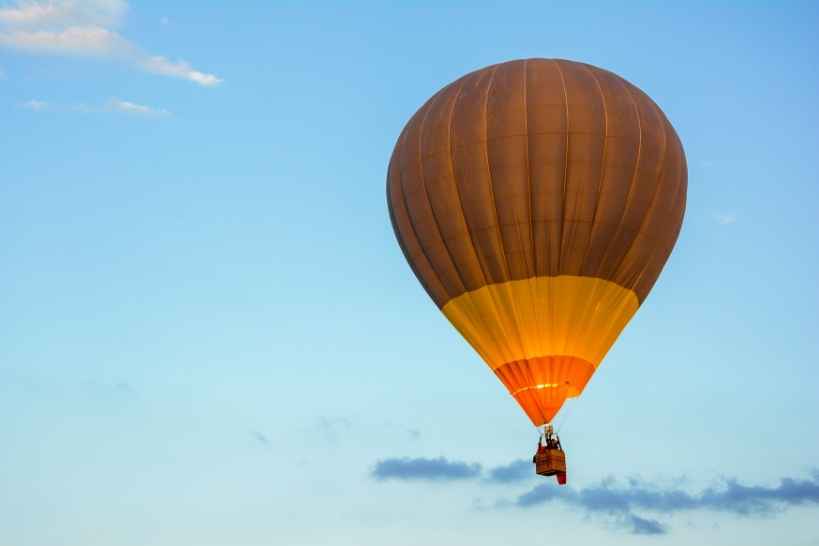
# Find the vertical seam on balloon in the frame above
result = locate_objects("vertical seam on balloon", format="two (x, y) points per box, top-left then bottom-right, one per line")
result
(573, 65), (611, 350)
(631, 123), (686, 296)
(633, 171), (685, 295)
(521, 59), (543, 357)
(415, 88), (469, 298)
(664, 159), (687, 269)
(630, 104), (670, 284)
(447, 78), (489, 288)
(613, 97), (669, 293)
(593, 81), (643, 283)
(446, 73), (515, 364)
(522, 59), (536, 278)
(550, 59), (571, 358)
(444, 77), (503, 360)
(395, 131), (450, 306)
(387, 157), (435, 300)
(483, 64), (529, 361)
(578, 64), (609, 275)
(483, 65), (513, 282)
(553, 61), (585, 355)
(553, 59), (571, 274)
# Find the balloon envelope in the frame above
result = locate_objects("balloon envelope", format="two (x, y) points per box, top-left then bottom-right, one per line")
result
(387, 59), (686, 425)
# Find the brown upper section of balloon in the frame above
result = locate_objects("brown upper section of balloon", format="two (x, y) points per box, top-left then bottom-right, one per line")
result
(387, 59), (687, 308)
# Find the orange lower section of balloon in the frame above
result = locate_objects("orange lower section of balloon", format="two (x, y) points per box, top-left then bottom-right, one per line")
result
(493, 356), (596, 425)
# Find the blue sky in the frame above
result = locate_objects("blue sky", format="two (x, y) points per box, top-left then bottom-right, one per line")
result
(2, 1), (818, 544)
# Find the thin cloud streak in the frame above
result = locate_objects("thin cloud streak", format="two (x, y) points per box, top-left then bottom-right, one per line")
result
(713, 212), (737, 225)
(627, 514), (667, 535)
(107, 98), (170, 116)
(0, 26), (126, 56)
(140, 55), (221, 87)
(22, 98), (48, 110)
(0, 0), (220, 86)
(20, 97), (170, 116)
(372, 457), (482, 482)
(0, 1), (62, 25)
(0, 0), (126, 27)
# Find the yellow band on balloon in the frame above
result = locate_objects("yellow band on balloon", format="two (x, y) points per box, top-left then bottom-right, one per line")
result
(440, 275), (640, 370)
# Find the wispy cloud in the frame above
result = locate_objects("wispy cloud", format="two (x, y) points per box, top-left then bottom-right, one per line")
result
(371, 455), (533, 484)
(0, 24), (127, 55)
(713, 212), (737, 225)
(139, 55), (221, 87)
(0, 0), (126, 27)
(0, 0), (220, 86)
(107, 98), (169, 116)
(627, 513), (667, 535)
(510, 473), (819, 535)
(372, 457), (482, 482)
(20, 97), (170, 116)
(22, 98), (47, 110)
(485, 459), (532, 484)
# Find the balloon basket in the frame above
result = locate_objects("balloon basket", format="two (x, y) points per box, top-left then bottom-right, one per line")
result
(534, 425), (568, 485)
(534, 448), (566, 477)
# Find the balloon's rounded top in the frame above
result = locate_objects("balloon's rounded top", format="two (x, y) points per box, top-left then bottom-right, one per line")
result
(387, 58), (686, 426)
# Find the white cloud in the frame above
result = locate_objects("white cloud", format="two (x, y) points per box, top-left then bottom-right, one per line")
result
(0, 1), (72, 26)
(713, 212), (737, 225)
(0, 0), (125, 27)
(0, 25), (127, 56)
(0, 1), (220, 86)
(107, 98), (170, 116)
(140, 55), (221, 86)
(22, 98), (47, 110)
(20, 97), (170, 116)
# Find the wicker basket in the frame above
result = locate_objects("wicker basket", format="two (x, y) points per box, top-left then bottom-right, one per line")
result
(535, 448), (566, 476)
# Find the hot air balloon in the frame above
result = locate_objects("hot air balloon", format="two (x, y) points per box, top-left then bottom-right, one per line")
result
(387, 59), (686, 484)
